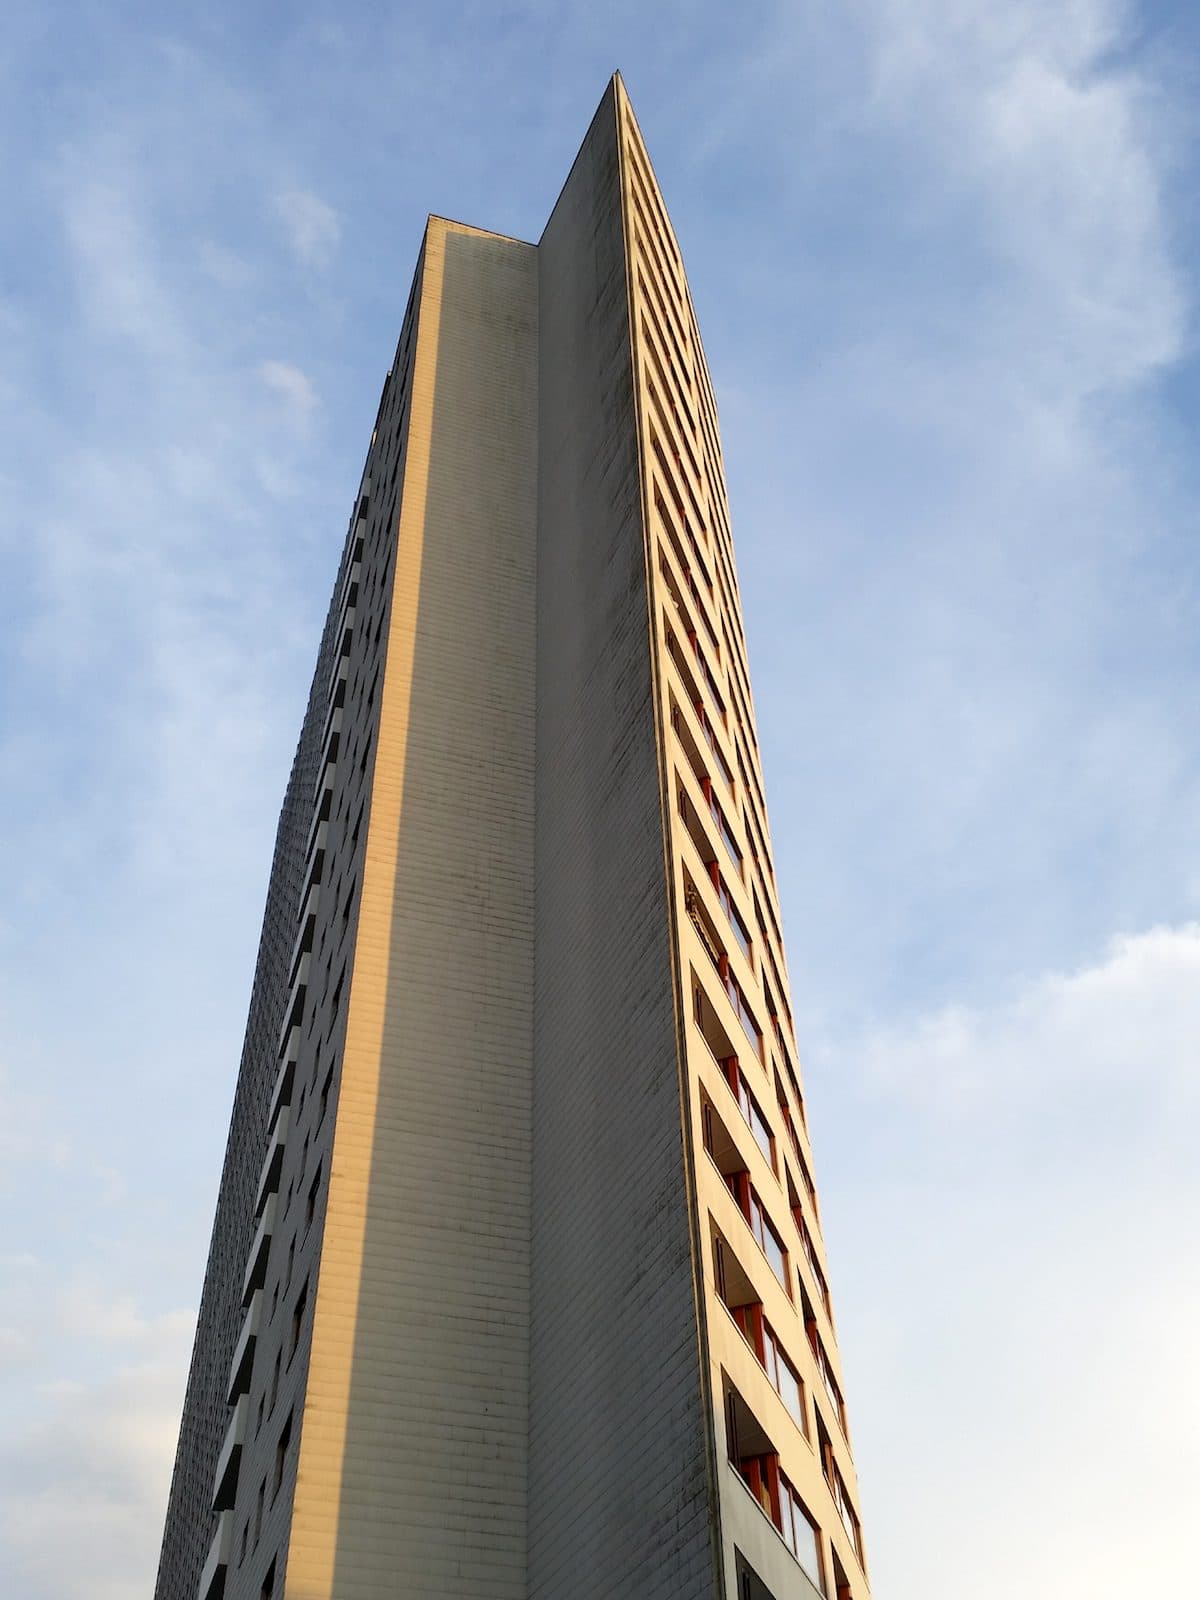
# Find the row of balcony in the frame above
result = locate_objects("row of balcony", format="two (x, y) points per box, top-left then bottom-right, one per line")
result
(198, 481), (368, 1598)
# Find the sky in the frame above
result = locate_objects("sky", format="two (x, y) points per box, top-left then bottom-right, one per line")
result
(1, 2), (1198, 1596)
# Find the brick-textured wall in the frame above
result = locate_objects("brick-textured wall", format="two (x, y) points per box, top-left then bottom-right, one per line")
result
(283, 219), (539, 1599)
(528, 81), (720, 1600)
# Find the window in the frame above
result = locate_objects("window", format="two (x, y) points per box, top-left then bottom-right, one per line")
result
(290, 1280), (308, 1360)
(833, 1469), (861, 1557)
(730, 1297), (764, 1356)
(732, 1444), (776, 1521)
(791, 1136), (820, 1221)
(779, 1096), (805, 1167)
(723, 1060), (775, 1171)
(832, 1550), (858, 1600)
(716, 875), (752, 964)
(725, 1171), (789, 1294)
(795, 1210), (831, 1317)
(318, 1061), (334, 1126)
(749, 1189), (789, 1294)
(763, 1323), (807, 1434)
(273, 1411), (293, 1497)
(779, 1474), (825, 1593)
(706, 782), (743, 876)
(305, 1163), (322, 1232)
(695, 705), (732, 791)
(269, 1349), (281, 1415)
(806, 1309), (845, 1430)
(818, 1416), (861, 1557)
(721, 1261), (806, 1438)
(259, 1557), (277, 1600)
(723, 968), (763, 1060)
(691, 633), (727, 724)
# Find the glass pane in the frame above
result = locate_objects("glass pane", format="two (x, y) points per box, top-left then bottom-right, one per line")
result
(749, 1103), (773, 1167)
(778, 1486), (795, 1551)
(715, 743), (734, 792)
(794, 1504), (822, 1591)
(763, 1222), (787, 1290)
(721, 814), (742, 867)
(750, 1195), (765, 1250)
(763, 1332), (778, 1386)
(777, 1360), (805, 1432)
(735, 1074), (751, 1120)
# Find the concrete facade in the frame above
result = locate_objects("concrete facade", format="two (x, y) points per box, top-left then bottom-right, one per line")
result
(156, 75), (871, 1600)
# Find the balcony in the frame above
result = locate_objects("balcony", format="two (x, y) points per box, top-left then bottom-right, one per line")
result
(313, 750), (337, 809)
(254, 1106), (289, 1217)
(289, 950), (311, 1004)
(324, 650), (349, 714)
(210, 1393), (249, 1511)
(735, 1545), (825, 1600)
(305, 816), (328, 870)
(197, 1509), (233, 1600)
(276, 1017), (300, 1071)
(321, 704), (344, 767)
(304, 782), (332, 864)
(303, 827), (327, 904)
(277, 958), (308, 1044)
(725, 1383), (826, 1597)
(226, 1290), (262, 1405)
(267, 1053), (296, 1136)
(242, 1193), (277, 1305)
(337, 581), (357, 640)
(320, 679), (346, 754)
(288, 885), (320, 988)
(338, 556), (361, 612)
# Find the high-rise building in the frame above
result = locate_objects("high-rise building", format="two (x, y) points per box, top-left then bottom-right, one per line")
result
(155, 74), (870, 1600)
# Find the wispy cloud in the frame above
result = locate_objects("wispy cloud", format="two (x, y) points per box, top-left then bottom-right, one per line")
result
(0, 1276), (191, 1600)
(858, 922), (1200, 1114)
(701, 0), (1200, 1024)
(857, 0), (1184, 394)
(820, 923), (1200, 1600)
(274, 186), (341, 267)
(258, 356), (318, 419)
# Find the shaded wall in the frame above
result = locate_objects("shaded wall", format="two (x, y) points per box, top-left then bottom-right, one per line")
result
(528, 81), (720, 1600)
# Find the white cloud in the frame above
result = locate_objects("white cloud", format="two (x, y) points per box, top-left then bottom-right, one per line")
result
(823, 925), (1200, 1600)
(0, 1295), (191, 1600)
(857, 0), (1184, 396)
(713, 0), (1199, 1028)
(274, 186), (341, 267)
(258, 356), (318, 419)
(859, 923), (1200, 1118)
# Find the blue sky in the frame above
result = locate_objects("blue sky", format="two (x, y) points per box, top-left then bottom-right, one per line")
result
(2, 3), (1198, 1596)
